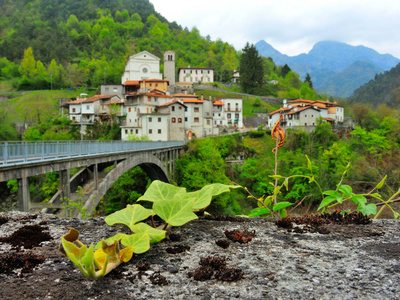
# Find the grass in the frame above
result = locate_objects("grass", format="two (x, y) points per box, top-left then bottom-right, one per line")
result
(1, 88), (94, 124)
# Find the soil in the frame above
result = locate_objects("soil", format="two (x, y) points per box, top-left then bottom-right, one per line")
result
(0, 211), (399, 299)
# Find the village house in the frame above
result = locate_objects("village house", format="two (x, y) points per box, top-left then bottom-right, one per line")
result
(67, 94), (121, 129)
(178, 67), (214, 84)
(267, 99), (344, 132)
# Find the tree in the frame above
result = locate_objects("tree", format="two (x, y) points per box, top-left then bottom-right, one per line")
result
(19, 47), (36, 78)
(239, 43), (264, 94)
(304, 73), (313, 89)
(281, 64), (291, 78)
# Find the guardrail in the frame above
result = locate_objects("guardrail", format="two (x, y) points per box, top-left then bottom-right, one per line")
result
(0, 140), (184, 166)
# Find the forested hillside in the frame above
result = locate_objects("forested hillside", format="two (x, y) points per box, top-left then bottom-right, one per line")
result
(350, 62), (400, 108)
(0, 0), (238, 89)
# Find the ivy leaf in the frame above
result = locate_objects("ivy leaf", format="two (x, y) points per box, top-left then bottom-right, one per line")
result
(153, 198), (198, 226)
(318, 196), (338, 210)
(279, 208), (287, 218)
(131, 222), (166, 244)
(94, 233), (128, 250)
(351, 194), (367, 206)
(105, 204), (155, 231)
(357, 203), (376, 216)
(270, 175), (284, 180)
(248, 207), (271, 217)
(393, 211), (400, 219)
(137, 180), (186, 203)
(338, 185), (352, 198)
(375, 175), (387, 189)
(323, 190), (342, 203)
(120, 232), (151, 254)
(306, 155), (312, 170)
(273, 201), (293, 211)
(283, 178), (289, 191)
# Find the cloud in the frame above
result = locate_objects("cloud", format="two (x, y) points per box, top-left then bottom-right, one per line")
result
(151, 0), (400, 58)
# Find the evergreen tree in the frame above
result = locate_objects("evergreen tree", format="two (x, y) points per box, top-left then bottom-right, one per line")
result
(304, 73), (313, 89)
(239, 42), (264, 94)
(281, 64), (291, 78)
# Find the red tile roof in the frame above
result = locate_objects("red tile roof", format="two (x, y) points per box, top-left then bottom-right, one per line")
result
(286, 106), (319, 115)
(157, 99), (186, 107)
(182, 99), (204, 104)
(67, 95), (114, 104)
(213, 100), (224, 106)
(123, 80), (140, 86)
(172, 93), (199, 98)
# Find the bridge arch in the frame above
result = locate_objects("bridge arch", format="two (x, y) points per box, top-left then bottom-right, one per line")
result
(82, 152), (170, 217)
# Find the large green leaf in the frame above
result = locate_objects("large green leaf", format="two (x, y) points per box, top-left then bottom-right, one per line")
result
(357, 203), (376, 216)
(185, 185), (213, 211)
(104, 204), (155, 231)
(318, 195), (338, 210)
(120, 232), (151, 254)
(248, 207), (271, 217)
(131, 222), (166, 244)
(137, 180), (186, 203)
(153, 198), (198, 226)
(338, 185), (352, 198)
(273, 201), (293, 211)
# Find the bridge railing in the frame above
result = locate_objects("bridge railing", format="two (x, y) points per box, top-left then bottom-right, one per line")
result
(0, 140), (184, 166)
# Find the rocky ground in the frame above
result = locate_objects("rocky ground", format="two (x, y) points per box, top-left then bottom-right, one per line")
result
(0, 211), (399, 300)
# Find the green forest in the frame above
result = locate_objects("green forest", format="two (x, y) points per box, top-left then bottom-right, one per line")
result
(0, 0), (322, 101)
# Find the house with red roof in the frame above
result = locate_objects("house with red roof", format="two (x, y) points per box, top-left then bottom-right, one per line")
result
(267, 99), (344, 131)
(67, 94), (121, 128)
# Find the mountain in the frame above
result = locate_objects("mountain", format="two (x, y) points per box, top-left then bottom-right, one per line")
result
(255, 40), (400, 97)
(350, 62), (400, 108)
(317, 61), (384, 98)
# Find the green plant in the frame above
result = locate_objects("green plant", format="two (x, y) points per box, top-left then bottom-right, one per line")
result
(318, 164), (400, 219)
(61, 186), (91, 219)
(59, 228), (133, 279)
(60, 181), (240, 279)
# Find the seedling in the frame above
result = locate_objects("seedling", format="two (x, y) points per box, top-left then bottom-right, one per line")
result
(59, 228), (133, 279)
(60, 181), (241, 278)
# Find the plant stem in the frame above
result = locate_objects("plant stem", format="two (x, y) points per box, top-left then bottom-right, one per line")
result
(273, 138), (278, 205)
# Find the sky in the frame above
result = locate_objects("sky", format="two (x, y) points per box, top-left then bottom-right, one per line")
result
(150, 0), (400, 58)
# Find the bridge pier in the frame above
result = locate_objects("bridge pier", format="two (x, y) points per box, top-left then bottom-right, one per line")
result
(59, 169), (70, 201)
(18, 177), (30, 212)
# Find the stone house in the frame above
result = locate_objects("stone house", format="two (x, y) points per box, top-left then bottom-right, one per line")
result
(178, 67), (214, 84)
(268, 99), (344, 132)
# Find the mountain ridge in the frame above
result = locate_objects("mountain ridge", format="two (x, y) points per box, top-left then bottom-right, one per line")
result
(255, 40), (400, 97)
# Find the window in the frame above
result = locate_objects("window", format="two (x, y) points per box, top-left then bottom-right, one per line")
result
(172, 117), (176, 123)
(305, 115), (307, 117)
(178, 118), (182, 123)
(72, 108), (76, 113)
(136, 129), (138, 134)
(185, 107), (188, 112)
(194, 117), (199, 123)
(113, 88), (118, 92)
(311, 115), (314, 117)
(72, 117), (76, 121)
(227, 113), (231, 118)
(86, 105), (89, 110)
(148, 96), (151, 102)
(149, 117), (152, 122)
(179, 106), (182, 110)
(185, 117), (188, 122)
(128, 107), (131, 112)
(158, 117), (161, 122)
(105, 87), (109, 91)
(194, 107), (199, 112)
(172, 106), (175, 112)
(135, 107), (137, 112)
(149, 129), (152, 134)
(235, 114), (239, 119)
(125, 130), (128, 134)
(130, 129), (133, 134)
(207, 120), (210, 125)
(305, 123), (307, 126)
(158, 129), (161, 134)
